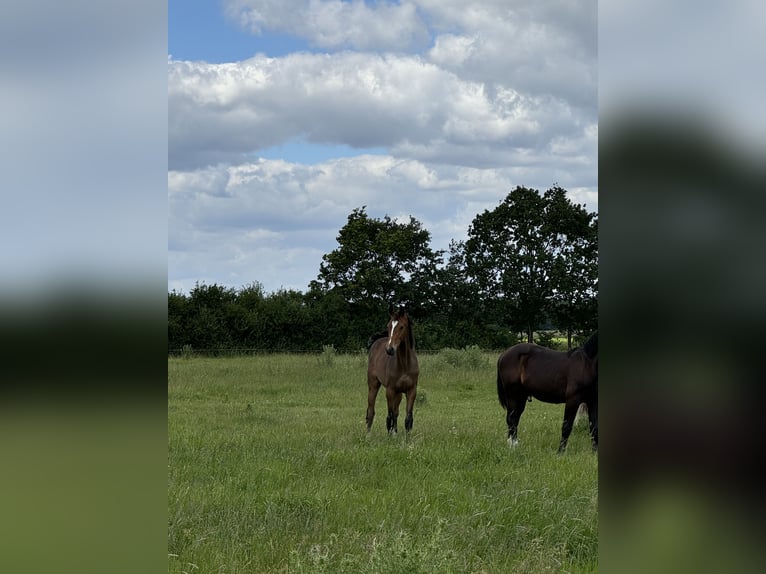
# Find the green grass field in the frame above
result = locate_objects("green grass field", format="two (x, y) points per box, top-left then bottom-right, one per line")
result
(168, 351), (598, 573)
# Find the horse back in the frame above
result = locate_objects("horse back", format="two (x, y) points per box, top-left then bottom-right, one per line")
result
(498, 343), (564, 374)
(498, 343), (573, 402)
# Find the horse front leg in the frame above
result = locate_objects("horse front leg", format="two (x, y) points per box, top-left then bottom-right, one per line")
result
(559, 399), (581, 453)
(366, 377), (381, 432)
(404, 386), (417, 432)
(386, 389), (403, 435)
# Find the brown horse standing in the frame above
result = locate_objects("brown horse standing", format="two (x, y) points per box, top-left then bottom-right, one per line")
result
(497, 332), (598, 452)
(366, 305), (419, 434)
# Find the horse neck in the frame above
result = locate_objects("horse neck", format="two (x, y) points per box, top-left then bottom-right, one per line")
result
(583, 332), (598, 359)
(574, 349), (597, 377)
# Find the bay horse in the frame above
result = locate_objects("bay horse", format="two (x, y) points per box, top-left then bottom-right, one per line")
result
(497, 332), (598, 452)
(366, 305), (419, 434)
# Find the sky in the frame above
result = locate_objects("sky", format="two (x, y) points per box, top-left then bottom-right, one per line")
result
(168, 0), (598, 295)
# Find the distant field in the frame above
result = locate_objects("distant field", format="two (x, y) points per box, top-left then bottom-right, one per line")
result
(168, 351), (597, 573)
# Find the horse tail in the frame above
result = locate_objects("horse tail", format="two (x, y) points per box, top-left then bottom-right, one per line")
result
(497, 359), (509, 410)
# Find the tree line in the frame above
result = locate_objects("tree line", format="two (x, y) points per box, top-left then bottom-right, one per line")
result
(168, 185), (597, 353)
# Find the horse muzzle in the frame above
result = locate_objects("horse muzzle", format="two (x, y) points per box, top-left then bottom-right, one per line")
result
(386, 346), (395, 356)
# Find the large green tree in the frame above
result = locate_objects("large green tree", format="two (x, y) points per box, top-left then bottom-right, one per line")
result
(309, 207), (443, 344)
(546, 189), (598, 348)
(460, 185), (597, 344)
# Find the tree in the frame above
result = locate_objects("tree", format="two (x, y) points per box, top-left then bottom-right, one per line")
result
(546, 190), (598, 348)
(168, 290), (189, 351)
(423, 239), (494, 348)
(461, 185), (597, 344)
(185, 282), (239, 350)
(462, 186), (548, 343)
(259, 288), (314, 351)
(309, 207), (443, 344)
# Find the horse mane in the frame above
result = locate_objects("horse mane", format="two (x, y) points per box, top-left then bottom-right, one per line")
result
(406, 314), (415, 349)
(582, 331), (598, 359)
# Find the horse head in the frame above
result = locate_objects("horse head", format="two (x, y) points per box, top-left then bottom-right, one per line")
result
(581, 331), (598, 384)
(386, 305), (412, 356)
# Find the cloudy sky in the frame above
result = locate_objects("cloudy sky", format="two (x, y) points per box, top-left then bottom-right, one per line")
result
(168, 0), (597, 294)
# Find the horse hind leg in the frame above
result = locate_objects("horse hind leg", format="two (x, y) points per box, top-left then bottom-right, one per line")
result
(558, 399), (581, 453)
(404, 386), (417, 433)
(366, 377), (381, 432)
(505, 394), (528, 447)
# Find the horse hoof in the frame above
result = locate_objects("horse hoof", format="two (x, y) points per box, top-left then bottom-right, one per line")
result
(507, 437), (519, 448)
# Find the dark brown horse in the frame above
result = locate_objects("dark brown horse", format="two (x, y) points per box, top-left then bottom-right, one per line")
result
(497, 332), (598, 452)
(366, 305), (419, 434)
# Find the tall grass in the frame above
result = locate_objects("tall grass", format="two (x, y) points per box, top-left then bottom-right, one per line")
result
(168, 350), (597, 573)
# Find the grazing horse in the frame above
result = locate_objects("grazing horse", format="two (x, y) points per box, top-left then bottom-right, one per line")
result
(366, 305), (420, 434)
(497, 332), (598, 452)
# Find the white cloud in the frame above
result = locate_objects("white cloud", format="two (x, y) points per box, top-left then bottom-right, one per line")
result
(428, 34), (476, 66)
(169, 51), (592, 171)
(224, 0), (430, 51)
(422, 0), (597, 107)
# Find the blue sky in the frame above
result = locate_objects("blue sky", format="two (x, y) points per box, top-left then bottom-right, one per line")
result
(168, 1), (598, 294)
(169, 1), (310, 62)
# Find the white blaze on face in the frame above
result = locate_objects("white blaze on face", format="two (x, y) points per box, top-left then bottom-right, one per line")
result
(388, 320), (398, 347)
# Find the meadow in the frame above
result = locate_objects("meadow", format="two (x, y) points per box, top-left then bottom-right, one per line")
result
(168, 349), (598, 573)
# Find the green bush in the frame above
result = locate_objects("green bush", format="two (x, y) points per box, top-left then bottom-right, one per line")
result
(437, 345), (486, 369)
(534, 331), (557, 349)
(319, 344), (336, 366)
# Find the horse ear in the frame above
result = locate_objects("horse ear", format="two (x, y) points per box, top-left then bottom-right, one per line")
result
(388, 303), (394, 315)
